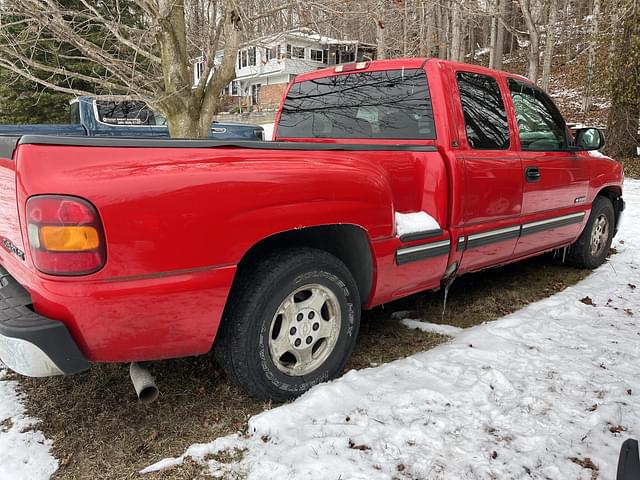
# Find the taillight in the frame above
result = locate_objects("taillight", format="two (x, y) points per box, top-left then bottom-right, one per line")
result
(26, 195), (106, 275)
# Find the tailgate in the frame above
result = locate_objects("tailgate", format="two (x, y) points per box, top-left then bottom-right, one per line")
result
(0, 137), (26, 266)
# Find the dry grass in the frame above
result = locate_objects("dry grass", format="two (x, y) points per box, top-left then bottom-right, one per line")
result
(621, 158), (640, 179)
(13, 254), (591, 480)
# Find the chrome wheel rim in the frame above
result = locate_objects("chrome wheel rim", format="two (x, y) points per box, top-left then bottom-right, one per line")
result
(590, 214), (609, 257)
(268, 283), (341, 376)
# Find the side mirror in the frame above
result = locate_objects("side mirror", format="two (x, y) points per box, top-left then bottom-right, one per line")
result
(574, 127), (605, 151)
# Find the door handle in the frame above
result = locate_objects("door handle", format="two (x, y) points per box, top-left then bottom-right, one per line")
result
(525, 166), (541, 182)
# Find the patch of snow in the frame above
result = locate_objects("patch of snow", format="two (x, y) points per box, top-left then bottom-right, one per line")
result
(551, 88), (580, 99)
(141, 435), (244, 475)
(588, 150), (609, 158)
(593, 99), (612, 109)
(260, 123), (274, 141)
(400, 318), (464, 337)
(395, 211), (440, 237)
(146, 180), (640, 480)
(0, 366), (58, 480)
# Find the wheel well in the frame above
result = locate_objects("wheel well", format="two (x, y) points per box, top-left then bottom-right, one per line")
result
(236, 225), (374, 303)
(238, 225), (373, 303)
(597, 186), (622, 203)
(597, 186), (623, 218)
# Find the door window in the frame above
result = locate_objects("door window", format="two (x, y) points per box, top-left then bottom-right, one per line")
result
(456, 72), (510, 149)
(508, 79), (567, 151)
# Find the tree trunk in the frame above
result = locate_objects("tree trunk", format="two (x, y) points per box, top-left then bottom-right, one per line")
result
(494, 0), (506, 70)
(541, 0), (558, 90)
(489, 12), (498, 68)
(437, 3), (449, 59)
(424, 3), (435, 56)
(582, 0), (600, 112)
(158, 2), (240, 138)
(375, 4), (386, 61)
(606, 4), (640, 158)
(520, 0), (540, 83)
(450, 2), (463, 61)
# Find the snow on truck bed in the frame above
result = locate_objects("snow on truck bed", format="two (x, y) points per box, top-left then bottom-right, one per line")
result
(145, 180), (640, 479)
(395, 211), (441, 236)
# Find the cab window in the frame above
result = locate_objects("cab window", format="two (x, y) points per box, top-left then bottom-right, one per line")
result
(508, 79), (567, 151)
(456, 72), (510, 150)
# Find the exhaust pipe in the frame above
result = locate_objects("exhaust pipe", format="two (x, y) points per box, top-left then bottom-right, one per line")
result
(129, 362), (159, 404)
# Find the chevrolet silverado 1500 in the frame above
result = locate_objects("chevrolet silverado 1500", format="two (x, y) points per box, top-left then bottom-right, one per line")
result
(0, 58), (624, 401)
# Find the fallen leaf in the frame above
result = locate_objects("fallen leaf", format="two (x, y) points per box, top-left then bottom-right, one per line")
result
(580, 296), (596, 306)
(609, 424), (626, 434)
(349, 439), (371, 451)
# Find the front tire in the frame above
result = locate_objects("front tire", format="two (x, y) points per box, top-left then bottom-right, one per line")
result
(214, 248), (361, 402)
(567, 196), (615, 269)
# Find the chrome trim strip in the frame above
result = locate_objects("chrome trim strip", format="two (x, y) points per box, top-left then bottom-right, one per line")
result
(468, 225), (521, 241)
(522, 212), (585, 230)
(396, 240), (451, 265)
(397, 240), (450, 256)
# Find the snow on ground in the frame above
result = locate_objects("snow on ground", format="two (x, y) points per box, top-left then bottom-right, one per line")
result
(395, 211), (441, 237)
(400, 318), (465, 337)
(145, 179), (640, 479)
(391, 311), (464, 337)
(260, 123), (274, 141)
(0, 367), (58, 480)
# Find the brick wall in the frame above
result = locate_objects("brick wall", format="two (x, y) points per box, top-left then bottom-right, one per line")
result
(259, 84), (287, 109)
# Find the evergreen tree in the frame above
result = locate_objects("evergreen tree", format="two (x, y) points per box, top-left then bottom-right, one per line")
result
(605, 1), (640, 158)
(0, 74), (71, 124)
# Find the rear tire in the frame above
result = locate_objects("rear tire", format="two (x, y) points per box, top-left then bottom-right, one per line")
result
(214, 248), (361, 402)
(567, 196), (615, 269)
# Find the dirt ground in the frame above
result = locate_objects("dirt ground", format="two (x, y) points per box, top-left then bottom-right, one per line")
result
(8, 253), (592, 480)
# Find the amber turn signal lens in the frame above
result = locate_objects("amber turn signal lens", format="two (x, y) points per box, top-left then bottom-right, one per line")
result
(40, 226), (100, 252)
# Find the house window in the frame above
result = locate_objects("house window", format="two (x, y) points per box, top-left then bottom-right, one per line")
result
(194, 60), (204, 84)
(265, 46), (277, 61)
(231, 81), (239, 96)
(251, 84), (261, 105)
(292, 46), (305, 59)
(248, 47), (256, 66)
(310, 49), (324, 63)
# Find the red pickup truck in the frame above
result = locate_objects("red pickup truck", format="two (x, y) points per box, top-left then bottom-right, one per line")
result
(0, 58), (625, 401)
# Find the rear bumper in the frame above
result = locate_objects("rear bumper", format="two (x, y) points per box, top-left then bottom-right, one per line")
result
(0, 265), (88, 377)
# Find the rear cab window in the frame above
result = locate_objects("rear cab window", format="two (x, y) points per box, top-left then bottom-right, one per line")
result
(95, 100), (159, 126)
(277, 69), (435, 140)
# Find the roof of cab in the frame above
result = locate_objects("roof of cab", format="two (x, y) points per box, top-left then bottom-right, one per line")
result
(293, 57), (532, 84)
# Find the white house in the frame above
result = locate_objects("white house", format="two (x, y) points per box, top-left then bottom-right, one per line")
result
(194, 29), (376, 111)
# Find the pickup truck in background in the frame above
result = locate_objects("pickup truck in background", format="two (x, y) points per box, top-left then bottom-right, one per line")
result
(0, 96), (264, 140)
(0, 59), (624, 402)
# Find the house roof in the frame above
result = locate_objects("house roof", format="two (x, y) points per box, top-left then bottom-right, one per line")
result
(245, 28), (375, 48)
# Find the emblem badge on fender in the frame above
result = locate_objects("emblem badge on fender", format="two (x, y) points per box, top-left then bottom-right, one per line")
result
(1, 237), (25, 261)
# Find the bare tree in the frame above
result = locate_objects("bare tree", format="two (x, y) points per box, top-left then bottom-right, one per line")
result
(519, 0), (543, 82)
(0, 0), (246, 138)
(540, 0), (558, 89)
(582, 0), (600, 112)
